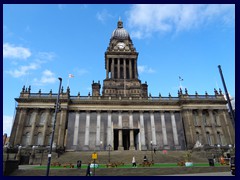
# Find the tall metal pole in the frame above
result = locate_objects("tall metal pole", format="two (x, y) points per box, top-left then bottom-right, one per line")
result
(46, 77), (62, 176)
(218, 65), (235, 127)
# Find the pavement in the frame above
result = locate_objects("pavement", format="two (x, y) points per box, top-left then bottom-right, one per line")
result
(165, 171), (234, 176)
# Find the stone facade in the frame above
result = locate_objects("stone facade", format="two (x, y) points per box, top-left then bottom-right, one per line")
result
(9, 20), (235, 151)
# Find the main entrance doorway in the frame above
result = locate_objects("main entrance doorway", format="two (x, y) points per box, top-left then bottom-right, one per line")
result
(113, 129), (139, 150)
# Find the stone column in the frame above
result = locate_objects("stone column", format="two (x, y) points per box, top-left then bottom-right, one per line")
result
(13, 108), (27, 146)
(107, 111), (112, 146)
(124, 59), (126, 79)
(170, 111), (179, 148)
(118, 111), (124, 150)
(209, 110), (219, 144)
(140, 111), (147, 150)
(129, 59), (132, 79)
(198, 110), (207, 145)
(58, 110), (68, 147)
(73, 111), (80, 146)
(134, 59), (137, 79)
(42, 110), (50, 145)
(106, 58), (109, 79)
(118, 58), (120, 79)
(95, 111), (101, 150)
(29, 110), (38, 145)
(221, 110), (234, 144)
(129, 111), (135, 150)
(160, 111), (168, 148)
(53, 112), (61, 147)
(111, 59), (115, 79)
(83, 111), (90, 150)
(150, 111), (157, 145)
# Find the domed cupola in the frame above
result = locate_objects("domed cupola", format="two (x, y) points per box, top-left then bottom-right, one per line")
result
(111, 19), (130, 40)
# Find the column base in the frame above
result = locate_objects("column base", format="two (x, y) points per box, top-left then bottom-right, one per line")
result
(82, 145), (90, 151)
(141, 145), (147, 150)
(118, 146), (124, 151)
(129, 146), (135, 150)
(163, 145), (170, 150)
(174, 145), (182, 150)
(95, 146), (101, 151)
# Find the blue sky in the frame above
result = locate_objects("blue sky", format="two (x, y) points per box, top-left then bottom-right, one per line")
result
(3, 4), (235, 136)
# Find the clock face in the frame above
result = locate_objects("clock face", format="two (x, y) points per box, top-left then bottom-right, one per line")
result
(117, 42), (125, 49)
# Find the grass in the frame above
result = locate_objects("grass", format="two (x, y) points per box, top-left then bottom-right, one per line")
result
(33, 162), (224, 169)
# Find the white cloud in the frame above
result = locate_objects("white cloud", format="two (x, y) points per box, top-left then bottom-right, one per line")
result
(33, 69), (57, 85)
(138, 65), (155, 74)
(37, 52), (56, 61)
(3, 115), (14, 136)
(6, 62), (39, 78)
(96, 9), (113, 23)
(127, 4), (234, 39)
(3, 43), (31, 59)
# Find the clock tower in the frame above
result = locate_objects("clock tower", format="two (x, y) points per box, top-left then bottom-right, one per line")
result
(102, 20), (148, 97)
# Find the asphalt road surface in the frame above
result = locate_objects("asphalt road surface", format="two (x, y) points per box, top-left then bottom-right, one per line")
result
(164, 171), (233, 176)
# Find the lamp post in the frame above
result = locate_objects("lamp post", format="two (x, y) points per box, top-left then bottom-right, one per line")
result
(108, 144), (111, 163)
(46, 77), (62, 176)
(150, 140), (153, 162)
(218, 65), (235, 127)
(217, 144), (221, 162)
(228, 144), (232, 158)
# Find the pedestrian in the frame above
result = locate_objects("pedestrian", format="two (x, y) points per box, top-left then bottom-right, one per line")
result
(77, 160), (82, 169)
(143, 155), (147, 162)
(154, 148), (156, 154)
(132, 156), (136, 167)
(86, 163), (91, 176)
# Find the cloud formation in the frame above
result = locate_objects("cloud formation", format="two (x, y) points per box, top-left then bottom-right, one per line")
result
(127, 4), (234, 39)
(138, 65), (155, 74)
(3, 43), (31, 59)
(33, 69), (57, 85)
(96, 9), (113, 23)
(6, 63), (39, 78)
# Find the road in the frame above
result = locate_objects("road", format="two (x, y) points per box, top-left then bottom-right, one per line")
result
(164, 171), (233, 176)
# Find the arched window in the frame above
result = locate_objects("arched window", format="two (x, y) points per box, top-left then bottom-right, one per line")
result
(36, 132), (43, 145)
(47, 133), (52, 146)
(213, 111), (219, 126)
(51, 113), (55, 125)
(206, 132), (211, 145)
(39, 112), (47, 125)
(21, 132), (30, 146)
(193, 111), (198, 126)
(26, 111), (36, 126)
(217, 131), (222, 145)
(196, 132), (200, 141)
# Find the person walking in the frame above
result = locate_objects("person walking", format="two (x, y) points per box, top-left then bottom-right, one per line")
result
(132, 156), (136, 167)
(143, 155), (147, 162)
(86, 163), (91, 176)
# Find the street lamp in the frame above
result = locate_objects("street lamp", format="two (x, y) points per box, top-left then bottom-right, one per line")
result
(46, 77), (62, 176)
(228, 144), (232, 158)
(108, 144), (111, 163)
(217, 144), (221, 162)
(150, 140), (153, 162)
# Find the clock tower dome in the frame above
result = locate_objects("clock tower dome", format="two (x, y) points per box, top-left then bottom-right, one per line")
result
(102, 20), (148, 97)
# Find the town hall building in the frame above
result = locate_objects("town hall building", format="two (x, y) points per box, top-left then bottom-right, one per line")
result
(9, 20), (235, 152)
